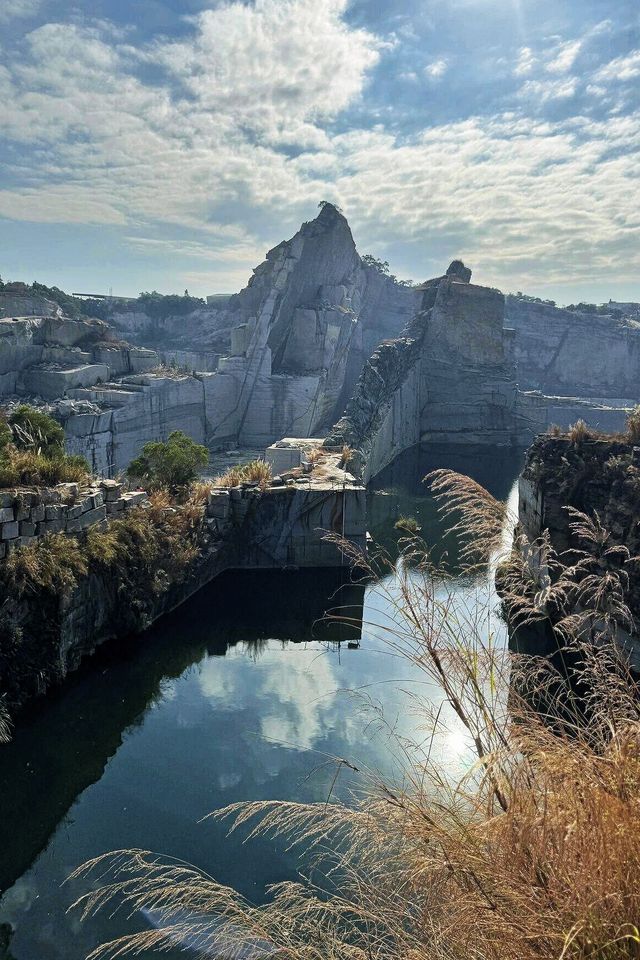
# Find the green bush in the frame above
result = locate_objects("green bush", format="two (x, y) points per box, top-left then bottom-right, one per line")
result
(127, 431), (209, 491)
(0, 406), (89, 487)
(8, 406), (65, 457)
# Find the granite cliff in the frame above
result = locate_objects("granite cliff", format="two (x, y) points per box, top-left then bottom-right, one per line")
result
(0, 206), (417, 474)
(326, 262), (543, 480)
(505, 296), (640, 401)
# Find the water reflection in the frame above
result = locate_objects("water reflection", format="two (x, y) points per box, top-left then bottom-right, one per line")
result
(0, 443), (524, 960)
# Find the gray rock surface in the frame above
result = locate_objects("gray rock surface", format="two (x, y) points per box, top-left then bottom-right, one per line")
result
(326, 263), (544, 480)
(505, 296), (640, 398)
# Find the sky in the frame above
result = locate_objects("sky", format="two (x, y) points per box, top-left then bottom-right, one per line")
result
(0, 0), (638, 305)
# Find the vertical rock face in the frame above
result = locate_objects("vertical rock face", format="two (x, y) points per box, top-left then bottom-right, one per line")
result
(327, 263), (543, 481)
(193, 203), (420, 446)
(505, 296), (640, 399)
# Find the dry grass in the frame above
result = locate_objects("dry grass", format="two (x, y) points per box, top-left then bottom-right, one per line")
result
(567, 419), (592, 443)
(341, 444), (355, 466)
(213, 459), (272, 490)
(0, 449), (89, 488)
(626, 405), (640, 443)
(1, 531), (88, 597)
(305, 446), (324, 466)
(70, 469), (640, 960)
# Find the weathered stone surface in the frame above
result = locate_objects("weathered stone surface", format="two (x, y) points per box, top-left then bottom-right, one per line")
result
(23, 363), (110, 399)
(326, 264), (544, 480)
(0, 477), (365, 711)
(505, 296), (640, 400)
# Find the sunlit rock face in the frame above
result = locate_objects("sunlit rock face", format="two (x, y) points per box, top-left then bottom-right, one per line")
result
(326, 263), (543, 481)
(182, 203), (420, 446)
(505, 296), (640, 400)
(0, 206), (418, 474)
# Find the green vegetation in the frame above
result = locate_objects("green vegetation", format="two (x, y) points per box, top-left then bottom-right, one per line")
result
(512, 291), (557, 306)
(213, 459), (272, 490)
(74, 470), (640, 960)
(7, 405), (65, 456)
(361, 254), (414, 287)
(30, 281), (84, 318)
(0, 491), (209, 709)
(127, 431), (209, 491)
(0, 406), (89, 487)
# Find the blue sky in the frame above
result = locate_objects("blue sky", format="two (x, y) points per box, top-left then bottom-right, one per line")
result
(0, 0), (638, 304)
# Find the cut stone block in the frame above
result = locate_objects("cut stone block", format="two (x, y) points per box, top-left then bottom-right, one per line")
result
(23, 363), (110, 399)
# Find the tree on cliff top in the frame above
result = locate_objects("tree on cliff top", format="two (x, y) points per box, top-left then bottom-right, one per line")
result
(127, 431), (209, 491)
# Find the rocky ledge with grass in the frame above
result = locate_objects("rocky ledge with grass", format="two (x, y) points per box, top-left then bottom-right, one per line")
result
(503, 410), (640, 670)
(0, 432), (366, 716)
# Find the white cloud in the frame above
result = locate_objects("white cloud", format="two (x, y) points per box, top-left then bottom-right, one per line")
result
(0, 0), (46, 24)
(152, 0), (381, 144)
(546, 39), (582, 74)
(518, 76), (578, 102)
(0, 5), (638, 295)
(424, 58), (449, 80)
(514, 47), (536, 77)
(593, 49), (640, 83)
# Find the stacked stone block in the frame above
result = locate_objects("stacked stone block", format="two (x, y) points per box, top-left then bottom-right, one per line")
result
(0, 480), (149, 555)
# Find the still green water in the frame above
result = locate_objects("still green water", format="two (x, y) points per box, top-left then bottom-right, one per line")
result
(0, 445), (523, 959)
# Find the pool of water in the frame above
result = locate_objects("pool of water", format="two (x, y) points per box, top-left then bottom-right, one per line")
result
(0, 444), (524, 959)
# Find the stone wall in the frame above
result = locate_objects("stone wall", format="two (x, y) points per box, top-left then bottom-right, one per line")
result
(0, 471), (366, 710)
(0, 480), (148, 556)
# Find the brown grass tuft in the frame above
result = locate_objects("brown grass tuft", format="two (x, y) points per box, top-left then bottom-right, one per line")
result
(213, 459), (272, 490)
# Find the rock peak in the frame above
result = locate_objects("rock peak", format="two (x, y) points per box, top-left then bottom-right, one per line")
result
(316, 201), (344, 221)
(446, 260), (472, 283)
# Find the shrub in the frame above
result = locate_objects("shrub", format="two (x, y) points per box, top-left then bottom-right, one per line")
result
(127, 431), (209, 491)
(1, 532), (87, 598)
(8, 405), (65, 456)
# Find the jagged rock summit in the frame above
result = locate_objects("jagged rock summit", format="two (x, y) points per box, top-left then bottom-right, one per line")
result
(446, 259), (472, 283)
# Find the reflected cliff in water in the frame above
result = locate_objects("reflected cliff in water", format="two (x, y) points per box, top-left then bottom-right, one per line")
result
(0, 568), (364, 896)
